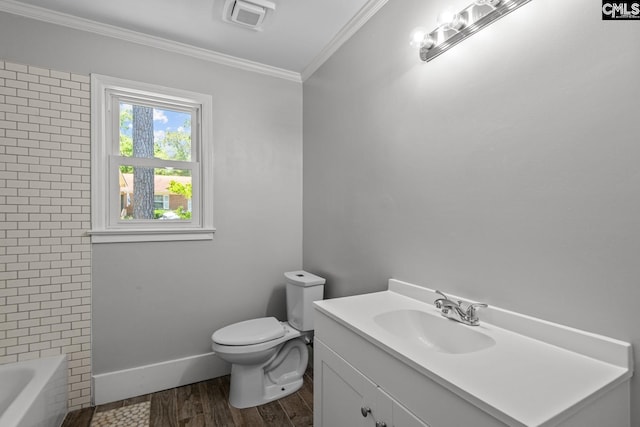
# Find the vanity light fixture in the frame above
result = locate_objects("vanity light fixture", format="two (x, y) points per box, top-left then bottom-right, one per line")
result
(412, 0), (532, 62)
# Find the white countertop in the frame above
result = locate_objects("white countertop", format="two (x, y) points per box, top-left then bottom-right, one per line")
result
(314, 279), (633, 427)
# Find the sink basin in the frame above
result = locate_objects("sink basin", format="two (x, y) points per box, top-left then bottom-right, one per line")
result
(373, 309), (496, 354)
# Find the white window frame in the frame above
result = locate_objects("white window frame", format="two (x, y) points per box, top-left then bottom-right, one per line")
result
(90, 74), (215, 243)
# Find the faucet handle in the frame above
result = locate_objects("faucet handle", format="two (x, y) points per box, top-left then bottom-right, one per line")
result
(434, 290), (462, 307)
(434, 290), (449, 300)
(465, 303), (488, 322)
(434, 290), (454, 309)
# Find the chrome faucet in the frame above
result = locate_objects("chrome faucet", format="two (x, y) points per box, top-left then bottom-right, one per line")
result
(434, 290), (488, 326)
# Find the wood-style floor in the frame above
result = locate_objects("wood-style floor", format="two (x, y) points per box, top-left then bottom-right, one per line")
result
(62, 362), (313, 427)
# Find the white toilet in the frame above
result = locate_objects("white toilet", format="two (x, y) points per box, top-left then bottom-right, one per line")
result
(211, 270), (325, 408)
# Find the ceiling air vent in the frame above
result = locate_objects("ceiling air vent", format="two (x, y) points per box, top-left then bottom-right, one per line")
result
(222, 0), (276, 31)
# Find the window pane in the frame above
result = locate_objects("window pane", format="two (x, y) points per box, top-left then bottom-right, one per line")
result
(153, 195), (164, 210)
(119, 102), (192, 161)
(119, 167), (192, 220)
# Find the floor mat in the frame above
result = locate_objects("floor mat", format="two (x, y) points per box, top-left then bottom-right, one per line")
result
(90, 401), (150, 427)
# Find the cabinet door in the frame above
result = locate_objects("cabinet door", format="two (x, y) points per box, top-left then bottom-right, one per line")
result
(376, 388), (430, 427)
(315, 339), (381, 427)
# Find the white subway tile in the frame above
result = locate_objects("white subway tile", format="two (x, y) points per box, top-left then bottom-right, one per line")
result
(0, 70), (17, 79)
(2, 61), (91, 409)
(49, 322), (69, 331)
(16, 72), (38, 83)
(50, 70), (70, 80)
(29, 341), (51, 351)
(18, 335), (40, 345)
(5, 79), (28, 90)
(18, 351), (41, 361)
(7, 312), (29, 322)
(7, 344), (30, 354)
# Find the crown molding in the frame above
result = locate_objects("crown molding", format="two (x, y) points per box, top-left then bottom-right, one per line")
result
(300, 0), (389, 82)
(0, 0), (302, 83)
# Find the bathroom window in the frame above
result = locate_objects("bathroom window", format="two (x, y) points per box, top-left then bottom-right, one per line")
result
(90, 74), (214, 243)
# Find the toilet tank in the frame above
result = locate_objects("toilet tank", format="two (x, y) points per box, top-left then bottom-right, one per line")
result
(285, 271), (325, 331)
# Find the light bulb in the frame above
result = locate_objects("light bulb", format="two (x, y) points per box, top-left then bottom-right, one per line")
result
(437, 8), (455, 27)
(409, 27), (428, 49)
(437, 7), (466, 31)
(422, 36), (436, 50)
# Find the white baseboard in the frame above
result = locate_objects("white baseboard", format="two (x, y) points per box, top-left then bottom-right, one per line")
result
(93, 352), (230, 405)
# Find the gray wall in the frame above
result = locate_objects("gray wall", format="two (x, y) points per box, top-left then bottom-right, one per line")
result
(303, 0), (640, 423)
(0, 12), (303, 374)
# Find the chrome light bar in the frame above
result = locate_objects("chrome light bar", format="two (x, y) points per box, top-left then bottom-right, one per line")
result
(416, 0), (533, 62)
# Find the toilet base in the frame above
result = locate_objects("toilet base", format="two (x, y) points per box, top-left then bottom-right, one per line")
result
(230, 374), (304, 408)
(227, 338), (309, 408)
(264, 377), (304, 402)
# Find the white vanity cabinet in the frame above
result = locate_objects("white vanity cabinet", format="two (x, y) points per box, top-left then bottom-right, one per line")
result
(315, 338), (428, 427)
(314, 308), (506, 427)
(313, 279), (633, 427)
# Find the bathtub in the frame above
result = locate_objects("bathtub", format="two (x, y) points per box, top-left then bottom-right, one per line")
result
(0, 356), (68, 427)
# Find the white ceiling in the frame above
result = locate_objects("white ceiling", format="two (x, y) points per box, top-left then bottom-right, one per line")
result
(0, 0), (386, 81)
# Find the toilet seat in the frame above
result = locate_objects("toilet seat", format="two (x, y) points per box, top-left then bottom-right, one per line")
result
(211, 320), (302, 355)
(212, 317), (285, 346)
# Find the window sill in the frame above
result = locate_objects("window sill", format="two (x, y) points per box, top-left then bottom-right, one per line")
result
(89, 228), (216, 243)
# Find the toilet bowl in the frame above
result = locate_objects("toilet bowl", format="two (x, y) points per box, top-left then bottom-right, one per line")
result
(211, 271), (325, 408)
(212, 318), (310, 408)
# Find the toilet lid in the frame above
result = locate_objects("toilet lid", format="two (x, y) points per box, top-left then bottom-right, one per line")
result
(212, 317), (285, 346)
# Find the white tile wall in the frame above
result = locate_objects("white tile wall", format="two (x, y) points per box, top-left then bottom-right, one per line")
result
(0, 60), (91, 410)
